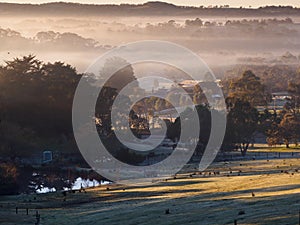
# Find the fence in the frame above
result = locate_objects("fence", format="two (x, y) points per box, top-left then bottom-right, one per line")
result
(215, 151), (300, 162)
(11, 207), (41, 225)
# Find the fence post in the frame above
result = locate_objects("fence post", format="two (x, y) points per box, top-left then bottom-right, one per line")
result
(234, 219), (237, 225)
(15, 207), (18, 214)
(26, 208), (29, 215)
(35, 210), (40, 225)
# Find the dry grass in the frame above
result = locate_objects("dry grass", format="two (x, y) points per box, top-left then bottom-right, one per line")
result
(1, 158), (300, 225)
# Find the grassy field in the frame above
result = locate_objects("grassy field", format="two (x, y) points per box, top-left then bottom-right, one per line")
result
(1, 157), (300, 225)
(250, 144), (300, 152)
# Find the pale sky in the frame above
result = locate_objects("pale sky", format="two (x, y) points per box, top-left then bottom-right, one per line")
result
(0, 0), (299, 8)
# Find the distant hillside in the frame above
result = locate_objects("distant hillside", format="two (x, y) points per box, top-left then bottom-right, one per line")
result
(0, 2), (300, 17)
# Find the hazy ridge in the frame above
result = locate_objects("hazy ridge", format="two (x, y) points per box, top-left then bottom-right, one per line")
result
(0, 2), (300, 17)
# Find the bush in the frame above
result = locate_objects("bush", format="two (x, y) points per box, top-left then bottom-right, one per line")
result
(0, 163), (19, 195)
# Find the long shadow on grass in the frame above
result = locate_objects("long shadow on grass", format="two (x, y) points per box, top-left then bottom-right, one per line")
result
(95, 189), (300, 225)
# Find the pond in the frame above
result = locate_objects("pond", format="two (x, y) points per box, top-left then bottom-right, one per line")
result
(35, 176), (111, 194)
(18, 166), (111, 194)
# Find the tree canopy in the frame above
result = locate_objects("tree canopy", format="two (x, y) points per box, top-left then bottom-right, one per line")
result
(227, 70), (271, 107)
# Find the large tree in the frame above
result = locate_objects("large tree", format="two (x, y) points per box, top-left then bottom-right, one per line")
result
(0, 55), (83, 159)
(278, 81), (300, 147)
(279, 112), (300, 148)
(224, 97), (259, 156)
(166, 104), (211, 153)
(99, 56), (136, 93)
(227, 70), (271, 107)
(258, 109), (281, 147)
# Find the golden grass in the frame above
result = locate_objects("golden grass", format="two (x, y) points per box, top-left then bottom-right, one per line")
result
(0, 158), (300, 225)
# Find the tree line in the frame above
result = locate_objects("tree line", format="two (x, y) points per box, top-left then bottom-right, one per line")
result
(0, 55), (300, 195)
(0, 2), (299, 17)
(223, 70), (300, 151)
(0, 56), (299, 162)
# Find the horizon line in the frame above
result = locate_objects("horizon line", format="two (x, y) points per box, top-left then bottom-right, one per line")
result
(0, 1), (298, 9)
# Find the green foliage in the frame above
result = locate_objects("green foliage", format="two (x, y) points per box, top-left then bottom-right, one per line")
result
(224, 97), (259, 155)
(0, 55), (81, 136)
(0, 55), (82, 158)
(166, 104), (211, 154)
(227, 70), (271, 107)
(100, 56), (136, 92)
(0, 121), (39, 159)
(1, 55), (299, 162)
(224, 65), (300, 93)
(279, 112), (300, 148)
(286, 81), (300, 110)
(278, 81), (300, 147)
(258, 110), (281, 147)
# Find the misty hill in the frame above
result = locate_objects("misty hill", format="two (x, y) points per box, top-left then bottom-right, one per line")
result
(0, 2), (300, 17)
(0, 27), (108, 52)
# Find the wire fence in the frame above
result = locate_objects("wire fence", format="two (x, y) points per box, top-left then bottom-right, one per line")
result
(215, 151), (300, 162)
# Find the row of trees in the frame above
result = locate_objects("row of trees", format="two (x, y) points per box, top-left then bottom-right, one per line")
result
(126, 17), (299, 39)
(262, 81), (300, 148)
(0, 55), (299, 162)
(0, 27), (107, 52)
(223, 70), (300, 153)
(184, 17), (293, 28)
(162, 69), (299, 156)
(224, 64), (300, 93)
(100, 65), (300, 156)
(162, 70), (264, 156)
(1, 55), (300, 194)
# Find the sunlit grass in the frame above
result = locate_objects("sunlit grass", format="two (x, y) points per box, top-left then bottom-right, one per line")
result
(0, 157), (300, 225)
(250, 144), (300, 152)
